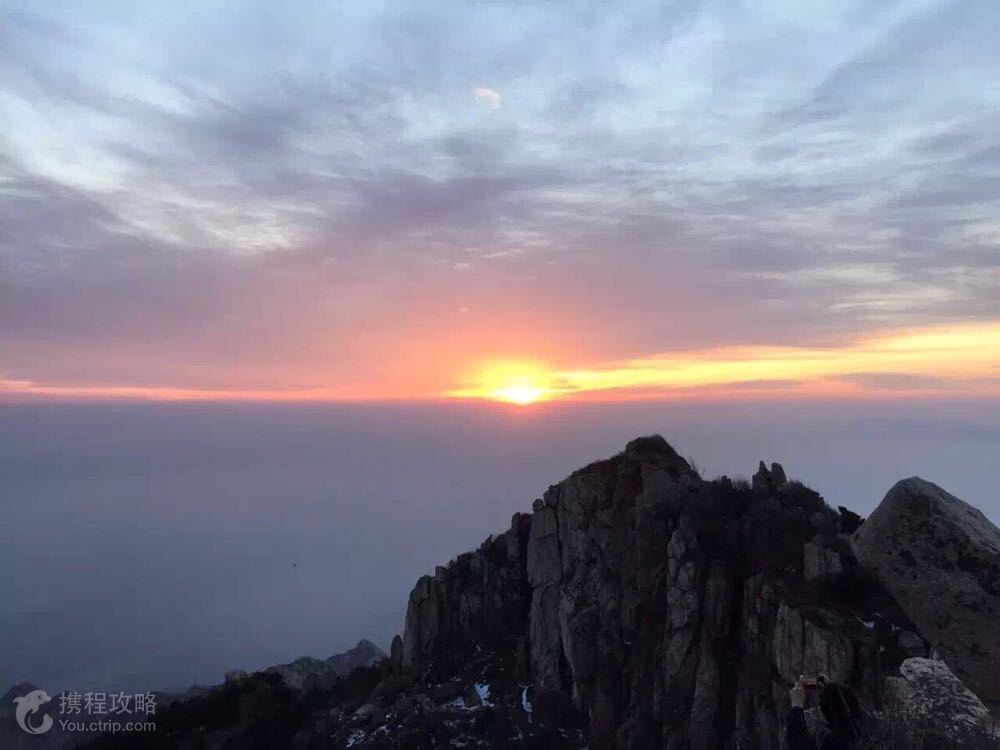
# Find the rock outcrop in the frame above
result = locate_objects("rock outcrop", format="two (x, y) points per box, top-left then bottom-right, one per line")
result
(752, 460), (788, 497)
(401, 513), (532, 674)
(853, 477), (1000, 713)
(884, 657), (999, 748)
(73, 436), (998, 750)
(396, 436), (932, 748)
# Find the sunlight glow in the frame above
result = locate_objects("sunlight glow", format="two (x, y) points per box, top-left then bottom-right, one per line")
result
(3, 321), (998, 403)
(491, 384), (546, 405)
(445, 321), (1000, 403)
(448, 361), (554, 405)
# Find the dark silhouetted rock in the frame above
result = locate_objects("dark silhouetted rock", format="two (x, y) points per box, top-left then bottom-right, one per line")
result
(389, 634), (403, 673)
(397, 439), (933, 748)
(264, 639), (386, 691)
(75, 439), (999, 750)
(327, 639), (386, 676)
(752, 460), (788, 497)
(837, 505), (864, 534)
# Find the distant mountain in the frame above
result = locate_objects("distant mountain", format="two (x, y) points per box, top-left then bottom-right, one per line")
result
(260, 639), (386, 691)
(1, 640), (385, 748)
(33, 436), (1000, 748)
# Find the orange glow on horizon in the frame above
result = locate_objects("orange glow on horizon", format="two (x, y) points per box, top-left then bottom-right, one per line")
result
(445, 321), (1000, 404)
(449, 361), (555, 405)
(2, 320), (998, 404)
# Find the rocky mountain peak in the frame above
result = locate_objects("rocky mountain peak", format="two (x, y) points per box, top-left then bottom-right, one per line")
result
(623, 434), (692, 477)
(390, 436), (998, 748)
(67, 436), (999, 749)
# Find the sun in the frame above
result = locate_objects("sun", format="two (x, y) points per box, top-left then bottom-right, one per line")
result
(446, 360), (556, 405)
(490, 384), (545, 405)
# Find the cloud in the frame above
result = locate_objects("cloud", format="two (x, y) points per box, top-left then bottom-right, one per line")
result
(1, 2), (999, 398)
(472, 86), (501, 109)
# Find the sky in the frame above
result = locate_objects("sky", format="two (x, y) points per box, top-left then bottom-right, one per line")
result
(2, 0), (999, 403)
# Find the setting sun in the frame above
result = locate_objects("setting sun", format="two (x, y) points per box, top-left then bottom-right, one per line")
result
(435, 322), (1000, 405)
(447, 361), (557, 405)
(491, 384), (545, 405)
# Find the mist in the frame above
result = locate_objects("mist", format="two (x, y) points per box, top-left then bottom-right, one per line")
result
(1, 399), (997, 694)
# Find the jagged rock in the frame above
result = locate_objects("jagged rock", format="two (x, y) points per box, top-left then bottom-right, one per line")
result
(397, 437), (932, 748)
(83, 438), (996, 750)
(885, 657), (999, 747)
(853, 477), (1000, 712)
(624, 435), (692, 478)
(401, 574), (445, 667)
(772, 603), (853, 684)
(803, 540), (843, 581)
(402, 512), (532, 677)
(752, 461), (771, 496)
(837, 505), (864, 534)
(752, 460), (788, 497)
(770, 462), (787, 488)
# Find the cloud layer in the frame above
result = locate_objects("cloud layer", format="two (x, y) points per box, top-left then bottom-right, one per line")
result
(2, 1), (998, 398)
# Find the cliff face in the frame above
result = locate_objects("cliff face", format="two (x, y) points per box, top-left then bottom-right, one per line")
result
(399, 436), (925, 748)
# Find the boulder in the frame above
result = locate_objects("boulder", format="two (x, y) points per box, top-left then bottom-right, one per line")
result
(853, 477), (1000, 711)
(885, 657), (999, 748)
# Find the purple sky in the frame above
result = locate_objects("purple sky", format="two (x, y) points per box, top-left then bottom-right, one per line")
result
(2, 1), (998, 399)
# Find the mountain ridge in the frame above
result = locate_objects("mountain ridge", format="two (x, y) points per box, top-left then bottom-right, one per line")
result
(9, 435), (997, 749)
(388, 435), (998, 748)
